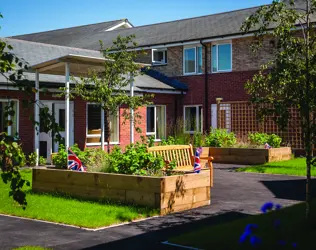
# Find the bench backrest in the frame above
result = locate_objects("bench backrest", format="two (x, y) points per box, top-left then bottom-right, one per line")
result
(147, 144), (194, 168)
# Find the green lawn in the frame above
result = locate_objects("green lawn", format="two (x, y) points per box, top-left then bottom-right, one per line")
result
(169, 201), (316, 249)
(236, 158), (316, 176)
(0, 169), (158, 228)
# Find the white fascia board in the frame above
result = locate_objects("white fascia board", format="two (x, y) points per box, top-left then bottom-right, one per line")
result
(106, 21), (133, 31)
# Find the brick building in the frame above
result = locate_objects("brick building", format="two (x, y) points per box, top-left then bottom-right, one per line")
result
(1, 3), (302, 161)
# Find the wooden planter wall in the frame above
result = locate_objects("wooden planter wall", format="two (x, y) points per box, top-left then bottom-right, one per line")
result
(32, 168), (211, 215)
(209, 147), (292, 165)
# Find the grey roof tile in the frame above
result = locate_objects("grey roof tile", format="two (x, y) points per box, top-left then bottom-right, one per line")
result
(0, 38), (181, 91)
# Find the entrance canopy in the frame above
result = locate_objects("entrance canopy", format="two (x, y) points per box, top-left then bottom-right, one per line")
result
(31, 54), (149, 166)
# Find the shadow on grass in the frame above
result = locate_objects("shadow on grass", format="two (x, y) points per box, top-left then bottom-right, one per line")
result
(261, 178), (316, 201)
(82, 211), (249, 250)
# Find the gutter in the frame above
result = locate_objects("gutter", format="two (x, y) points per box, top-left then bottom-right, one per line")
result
(200, 40), (209, 132)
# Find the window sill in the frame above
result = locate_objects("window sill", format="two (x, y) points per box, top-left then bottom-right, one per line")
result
(152, 63), (168, 67)
(86, 142), (120, 146)
(211, 70), (232, 74)
(183, 72), (203, 76)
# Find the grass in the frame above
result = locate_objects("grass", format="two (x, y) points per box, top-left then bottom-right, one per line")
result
(0, 169), (158, 228)
(169, 201), (316, 249)
(12, 247), (51, 250)
(236, 158), (316, 176)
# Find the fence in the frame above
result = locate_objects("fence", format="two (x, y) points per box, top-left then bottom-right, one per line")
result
(216, 101), (303, 149)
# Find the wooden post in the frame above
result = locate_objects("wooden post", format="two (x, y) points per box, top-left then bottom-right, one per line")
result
(216, 98), (222, 129)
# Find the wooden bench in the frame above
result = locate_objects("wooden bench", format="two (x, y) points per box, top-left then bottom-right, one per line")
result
(147, 144), (214, 187)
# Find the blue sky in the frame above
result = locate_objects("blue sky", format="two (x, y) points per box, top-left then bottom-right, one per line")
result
(1, 0), (272, 37)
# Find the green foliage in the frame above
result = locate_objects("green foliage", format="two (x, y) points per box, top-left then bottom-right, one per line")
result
(205, 128), (237, 147)
(27, 152), (38, 167)
(39, 156), (46, 166)
(240, 0), (316, 217)
(193, 132), (204, 147)
(52, 144), (67, 169)
(0, 133), (28, 209)
(107, 143), (165, 176)
(248, 132), (282, 148)
(72, 35), (153, 152)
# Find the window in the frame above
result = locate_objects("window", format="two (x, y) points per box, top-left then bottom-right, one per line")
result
(146, 105), (166, 140)
(212, 43), (232, 72)
(86, 104), (119, 144)
(184, 46), (203, 75)
(152, 49), (167, 65)
(184, 105), (203, 133)
(0, 100), (18, 137)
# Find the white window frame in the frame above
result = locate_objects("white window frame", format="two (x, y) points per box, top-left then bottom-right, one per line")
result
(86, 103), (119, 146)
(152, 48), (167, 65)
(211, 41), (232, 73)
(183, 46), (203, 75)
(183, 105), (203, 134)
(146, 105), (166, 141)
(0, 99), (19, 136)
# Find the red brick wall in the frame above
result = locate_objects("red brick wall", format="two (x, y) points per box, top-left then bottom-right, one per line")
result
(175, 70), (256, 130)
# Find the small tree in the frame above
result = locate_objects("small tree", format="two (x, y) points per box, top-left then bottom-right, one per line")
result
(241, 0), (316, 218)
(73, 35), (152, 153)
(0, 13), (63, 208)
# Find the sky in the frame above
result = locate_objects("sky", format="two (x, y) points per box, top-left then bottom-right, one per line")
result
(1, 0), (272, 37)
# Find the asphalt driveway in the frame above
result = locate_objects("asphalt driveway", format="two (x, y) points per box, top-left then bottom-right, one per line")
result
(0, 164), (308, 250)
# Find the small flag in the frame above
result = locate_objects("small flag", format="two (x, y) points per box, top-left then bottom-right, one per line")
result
(194, 147), (203, 173)
(264, 143), (272, 149)
(68, 148), (87, 172)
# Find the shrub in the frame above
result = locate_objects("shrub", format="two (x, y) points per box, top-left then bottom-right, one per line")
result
(205, 128), (237, 147)
(248, 132), (282, 148)
(27, 152), (38, 167)
(107, 143), (165, 176)
(52, 144), (67, 169)
(39, 156), (46, 166)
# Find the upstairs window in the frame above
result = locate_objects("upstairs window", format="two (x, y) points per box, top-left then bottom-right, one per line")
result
(184, 46), (203, 75)
(152, 49), (167, 65)
(212, 43), (232, 72)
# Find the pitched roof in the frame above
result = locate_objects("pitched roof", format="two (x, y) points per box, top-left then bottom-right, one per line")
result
(11, 19), (133, 49)
(1, 38), (186, 91)
(12, 5), (263, 50)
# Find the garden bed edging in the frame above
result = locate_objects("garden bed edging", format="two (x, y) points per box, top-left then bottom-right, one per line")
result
(32, 168), (211, 215)
(208, 147), (292, 165)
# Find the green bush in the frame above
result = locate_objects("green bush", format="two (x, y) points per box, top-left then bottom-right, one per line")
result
(205, 128), (237, 147)
(107, 143), (165, 176)
(52, 144), (67, 169)
(248, 132), (282, 148)
(27, 152), (38, 167)
(39, 156), (46, 166)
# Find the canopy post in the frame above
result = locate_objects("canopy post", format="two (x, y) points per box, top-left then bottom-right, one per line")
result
(101, 108), (105, 150)
(65, 63), (70, 152)
(34, 70), (40, 166)
(130, 74), (134, 144)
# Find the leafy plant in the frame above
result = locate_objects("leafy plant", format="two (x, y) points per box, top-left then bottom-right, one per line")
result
(248, 133), (282, 148)
(27, 152), (38, 167)
(39, 156), (46, 166)
(52, 144), (67, 169)
(205, 128), (237, 147)
(193, 132), (204, 147)
(107, 143), (165, 176)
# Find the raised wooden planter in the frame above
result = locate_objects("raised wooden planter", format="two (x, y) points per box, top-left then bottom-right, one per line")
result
(209, 147), (292, 165)
(32, 168), (211, 215)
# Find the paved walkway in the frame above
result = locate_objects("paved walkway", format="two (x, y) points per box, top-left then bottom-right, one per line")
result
(0, 164), (308, 250)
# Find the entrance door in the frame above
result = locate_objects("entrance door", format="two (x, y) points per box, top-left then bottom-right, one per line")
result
(39, 101), (74, 163)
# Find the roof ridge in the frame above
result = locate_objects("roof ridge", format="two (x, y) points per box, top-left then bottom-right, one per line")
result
(105, 4), (268, 33)
(10, 19), (127, 38)
(4, 38), (101, 53)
